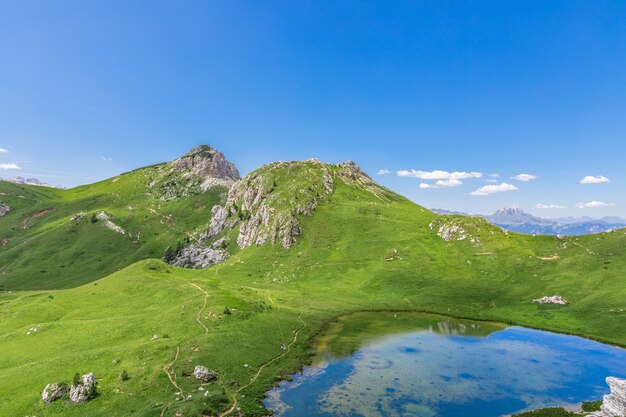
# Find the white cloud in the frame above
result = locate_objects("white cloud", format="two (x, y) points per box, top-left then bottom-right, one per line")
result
(397, 169), (482, 180)
(485, 179), (498, 183)
(470, 183), (517, 196)
(100, 155), (113, 161)
(0, 163), (20, 170)
(512, 173), (538, 182)
(580, 175), (610, 184)
(377, 169), (391, 175)
(535, 203), (567, 209)
(488, 173), (500, 178)
(575, 201), (614, 209)
(0, 148), (8, 153)
(419, 179), (463, 189)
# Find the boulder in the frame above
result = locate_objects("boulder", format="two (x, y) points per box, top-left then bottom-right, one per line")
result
(69, 373), (97, 403)
(42, 382), (68, 403)
(533, 295), (568, 305)
(193, 365), (216, 382)
(0, 203), (11, 217)
(588, 377), (626, 417)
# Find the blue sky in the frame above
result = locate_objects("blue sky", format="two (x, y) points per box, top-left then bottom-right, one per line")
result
(1, 1), (625, 217)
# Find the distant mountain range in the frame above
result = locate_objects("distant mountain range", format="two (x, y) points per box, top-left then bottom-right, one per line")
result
(432, 207), (626, 236)
(1, 177), (64, 189)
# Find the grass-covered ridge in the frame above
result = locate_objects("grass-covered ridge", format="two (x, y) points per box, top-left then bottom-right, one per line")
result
(0, 156), (625, 416)
(0, 153), (230, 290)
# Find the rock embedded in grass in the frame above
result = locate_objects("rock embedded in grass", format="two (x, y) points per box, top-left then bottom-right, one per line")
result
(0, 203), (11, 217)
(193, 365), (216, 382)
(42, 382), (68, 403)
(69, 373), (97, 403)
(533, 295), (568, 305)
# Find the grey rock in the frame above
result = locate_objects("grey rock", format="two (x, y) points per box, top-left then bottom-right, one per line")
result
(0, 203), (11, 217)
(588, 377), (626, 417)
(42, 382), (68, 403)
(193, 365), (216, 382)
(202, 205), (229, 240)
(171, 244), (227, 269)
(69, 373), (97, 403)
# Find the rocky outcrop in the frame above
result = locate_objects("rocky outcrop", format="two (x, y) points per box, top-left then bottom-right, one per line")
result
(206, 159), (388, 249)
(588, 377), (626, 417)
(203, 205), (229, 240)
(0, 203), (10, 217)
(193, 365), (217, 382)
(96, 211), (126, 235)
(429, 217), (481, 244)
(42, 382), (68, 403)
(171, 145), (240, 190)
(69, 372), (97, 403)
(533, 295), (568, 305)
(167, 159), (389, 268)
(171, 244), (227, 268)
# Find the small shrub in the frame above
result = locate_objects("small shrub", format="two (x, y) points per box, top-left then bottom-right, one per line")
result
(72, 373), (81, 386)
(90, 213), (98, 223)
(223, 307), (231, 315)
(581, 400), (602, 412)
(512, 407), (576, 417)
(119, 370), (130, 381)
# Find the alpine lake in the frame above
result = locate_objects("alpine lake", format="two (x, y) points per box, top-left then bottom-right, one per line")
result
(264, 312), (626, 417)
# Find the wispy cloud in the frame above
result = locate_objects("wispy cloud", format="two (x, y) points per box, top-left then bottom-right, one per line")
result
(536, 203), (566, 209)
(397, 169), (483, 180)
(488, 173), (500, 178)
(470, 183), (517, 196)
(0, 148), (8, 153)
(512, 173), (537, 182)
(100, 155), (113, 161)
(0, 163), (20, 170)
(580, 175), (609, 184)
(419, 179), (463, 189)
(377, 169), (391, 175)
(485, 179), (498, 183)
(575, 201), (614, 209)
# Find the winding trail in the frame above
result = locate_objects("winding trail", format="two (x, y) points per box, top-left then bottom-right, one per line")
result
(160, 347), (182, 417)
(219, 313), (308, 417)
(571, 240), (598, 255)
(146, 207), (199, 243)
(191, 283), (210, 334)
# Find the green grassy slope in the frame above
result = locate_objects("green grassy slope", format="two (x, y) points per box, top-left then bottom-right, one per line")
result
(0, 160), (624, 416)
(0, 164), (227, 290)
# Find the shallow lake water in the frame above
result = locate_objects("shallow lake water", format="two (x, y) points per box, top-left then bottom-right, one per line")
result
(264, 312), (626, 417)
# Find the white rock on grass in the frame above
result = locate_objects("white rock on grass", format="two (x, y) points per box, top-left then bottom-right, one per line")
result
(69, 373), (97, 404)
(533, 295), (568, 305)
(193, 365), (216, 382)
(42, 382), (68, 403)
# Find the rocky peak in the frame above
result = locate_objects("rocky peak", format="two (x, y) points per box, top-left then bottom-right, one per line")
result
(488, 207), (546, 226)
(170, 145), (240, 189)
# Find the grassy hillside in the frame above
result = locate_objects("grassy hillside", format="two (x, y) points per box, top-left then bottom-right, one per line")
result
(0, 162), (228, 290)
(0, 159), (624, 416)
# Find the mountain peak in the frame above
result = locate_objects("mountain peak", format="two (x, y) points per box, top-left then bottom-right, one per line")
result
(170, 145), (240, 189)
(489, 207), (545, 225)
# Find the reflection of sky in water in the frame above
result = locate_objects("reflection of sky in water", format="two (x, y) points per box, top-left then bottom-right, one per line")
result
(264, 322), (626, 417)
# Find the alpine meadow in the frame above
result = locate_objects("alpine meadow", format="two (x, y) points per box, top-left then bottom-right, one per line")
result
(0, 146), (624, 416)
